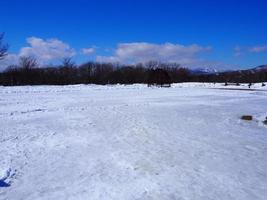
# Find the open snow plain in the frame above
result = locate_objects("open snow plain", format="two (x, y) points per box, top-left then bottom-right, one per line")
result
(0, 83), (267, 200)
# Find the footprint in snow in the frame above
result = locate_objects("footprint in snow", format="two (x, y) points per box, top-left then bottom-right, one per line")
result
(0, 180), (10, 187)
(0, 168), (13, 187)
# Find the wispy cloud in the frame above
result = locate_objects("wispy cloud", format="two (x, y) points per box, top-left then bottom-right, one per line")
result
(81, 47), (95, 55)
(248, 45), (267, 53)
(234, 46), (242, 57)
(234, 44), (267, 56)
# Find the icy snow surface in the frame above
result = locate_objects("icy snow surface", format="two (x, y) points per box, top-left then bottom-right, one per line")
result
(0, 83), (267, 200)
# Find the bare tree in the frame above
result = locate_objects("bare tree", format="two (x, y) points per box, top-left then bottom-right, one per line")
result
(145, 61), (160, 69)
(0, 33), (9, 60)
(61, 57), (76, 68)
(19, 56), (38, 69)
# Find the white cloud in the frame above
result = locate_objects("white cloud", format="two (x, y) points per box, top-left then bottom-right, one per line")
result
(0, 54), (19, 71)
(234, 46), (242, 57)
(81, 47), (95, 55)
(1, 39), (237, 71)
(96, 42), (212, 67)
(0, 37), (77, 70)
(248, 45), (267, 53)
(19, 37), (76, 63)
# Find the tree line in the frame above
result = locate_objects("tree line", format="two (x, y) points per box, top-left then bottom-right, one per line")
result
(0, 57), (191, 85)
(0, 33), (266, 86)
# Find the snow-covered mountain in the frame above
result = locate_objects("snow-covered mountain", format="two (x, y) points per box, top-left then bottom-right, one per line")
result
(252, 65), (267, 71)
(190, 65), (267, 76)
(190, 67), (218, 75)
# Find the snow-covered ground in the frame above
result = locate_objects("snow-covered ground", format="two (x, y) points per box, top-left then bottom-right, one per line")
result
(0, 83), (267, 200)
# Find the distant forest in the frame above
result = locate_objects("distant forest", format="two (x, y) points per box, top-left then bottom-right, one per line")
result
(1, 33), (267, 86)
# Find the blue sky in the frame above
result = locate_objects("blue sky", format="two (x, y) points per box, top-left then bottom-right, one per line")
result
(1, 0), (267, 70)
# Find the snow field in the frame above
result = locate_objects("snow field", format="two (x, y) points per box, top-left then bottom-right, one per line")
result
(0, 83), (267, 200)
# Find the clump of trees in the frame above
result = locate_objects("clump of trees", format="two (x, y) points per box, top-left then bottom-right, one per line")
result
(147, 68), (171, 87)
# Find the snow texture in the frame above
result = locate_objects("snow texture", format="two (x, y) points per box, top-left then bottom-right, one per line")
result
(0, 83), (267, 200)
